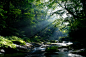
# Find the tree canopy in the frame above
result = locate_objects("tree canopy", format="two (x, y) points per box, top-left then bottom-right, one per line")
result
(0, 0), (86, 47)
(34, 0), (86, 47)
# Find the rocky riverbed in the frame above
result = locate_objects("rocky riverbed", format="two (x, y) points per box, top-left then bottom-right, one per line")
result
(25, 42), (85, 57)
(0, 42), (85, 57)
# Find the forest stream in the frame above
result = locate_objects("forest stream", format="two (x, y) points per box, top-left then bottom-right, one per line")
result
(25, 42), (84, 57)
(0, 0), (86, 57)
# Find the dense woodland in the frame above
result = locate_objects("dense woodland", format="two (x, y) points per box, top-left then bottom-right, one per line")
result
(0, 0), (86, 54)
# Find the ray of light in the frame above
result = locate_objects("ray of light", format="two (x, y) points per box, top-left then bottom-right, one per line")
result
(25, 15), (57, 37)
(37, 20), (57, 37)
(49, 28), (63, 40)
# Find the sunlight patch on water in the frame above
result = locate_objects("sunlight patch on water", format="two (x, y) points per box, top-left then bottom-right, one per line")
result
(68, 53), (83, 57)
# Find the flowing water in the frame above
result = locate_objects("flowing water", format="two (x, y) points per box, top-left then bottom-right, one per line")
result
(0, 42), (84, 57)
(25, 43), (84, 57)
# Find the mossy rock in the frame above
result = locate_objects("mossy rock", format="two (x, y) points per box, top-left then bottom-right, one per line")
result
(45, 46), (59, 52)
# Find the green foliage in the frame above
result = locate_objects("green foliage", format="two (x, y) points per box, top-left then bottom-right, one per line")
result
(0, 36), (16, 48)
(58, 36), (69, 42)
(21, 37), (31, 43)
(0, 0), (35, 37)
(23, 37), (31, 43)
(49, 40), (57, 43)
(6, 36), (26, 45)
(45, 46), (59, 52)
(0, 36), (27, 49)
(41, 0), (86, 48)
(0, 0), (49, 41)
(0, 0), (85, 50)
(26, 39), (31, 43)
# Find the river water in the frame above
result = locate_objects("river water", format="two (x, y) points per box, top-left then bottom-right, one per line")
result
(0, 42), (84, 57)
(25, 43), (84, 57)
(26, 49), (84, 57)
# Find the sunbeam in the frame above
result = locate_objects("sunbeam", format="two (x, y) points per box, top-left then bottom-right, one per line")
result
(36, 20), (57, 37)
(25, 15), (57, 37)
(49, 28), (63, 40)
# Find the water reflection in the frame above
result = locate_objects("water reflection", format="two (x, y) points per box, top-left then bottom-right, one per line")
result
(44, 48), (84, 57)
(25, 52), (84, 57)
(25, 42), (84, 57)
(44, 52), (84, 57)
(68, 53), (83, 57)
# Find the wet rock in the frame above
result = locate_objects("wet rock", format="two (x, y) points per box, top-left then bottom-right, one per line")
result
(70, 49), (86, 56)
(0, 49), (5, 53)
(26, 42), (32, 47)
(15, 43), (33, 52)
(31, 43), (41, 47)
(16, 45), (30, 52)
(4, 47), (18, 53)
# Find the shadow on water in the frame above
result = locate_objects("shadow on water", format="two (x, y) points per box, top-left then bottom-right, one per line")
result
(0, 52), (26, 57)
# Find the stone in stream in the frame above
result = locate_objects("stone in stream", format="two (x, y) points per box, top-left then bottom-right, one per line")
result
(31, 43), (41, 47)
(25, 47), (45, 57)
(0, 49), (5, 53)
(25, 43), (85, 57)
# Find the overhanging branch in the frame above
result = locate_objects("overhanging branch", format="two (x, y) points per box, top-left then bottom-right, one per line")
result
(56, 1), (81, 19)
